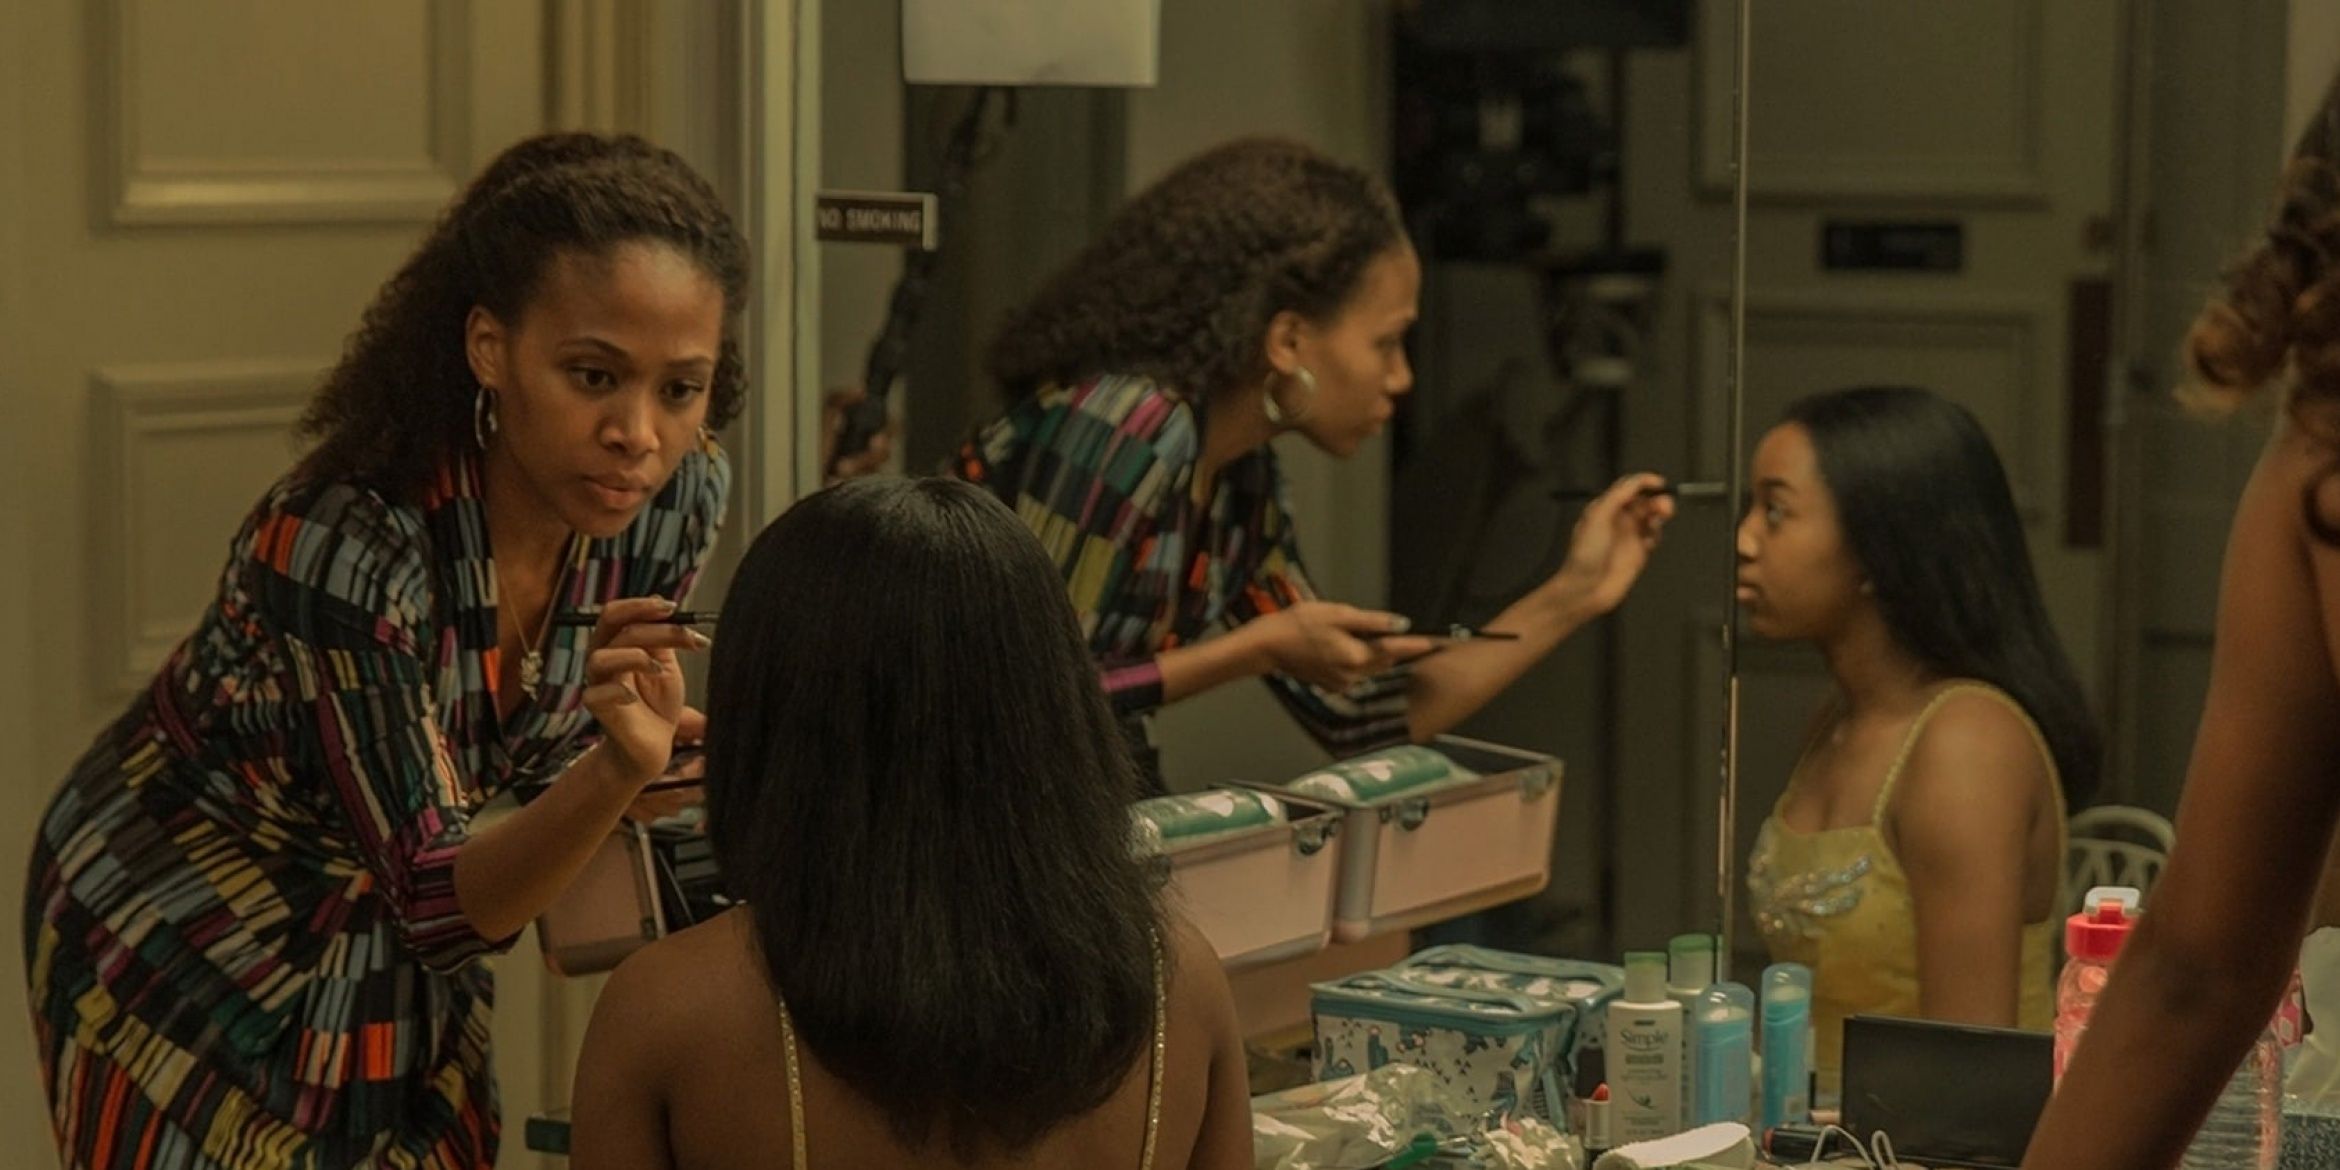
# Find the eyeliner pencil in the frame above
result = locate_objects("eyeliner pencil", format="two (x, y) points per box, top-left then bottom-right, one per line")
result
(1550, 480), (1728, 504)
(551, 609), (718, 628)
(1360, 624), (1522, 643)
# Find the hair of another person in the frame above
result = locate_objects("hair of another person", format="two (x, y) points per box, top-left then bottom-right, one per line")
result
(1781, 386), (2102, 808)
(296, 131), (749, 498)
(701, 475), (1165, 1159)
(985, 135), (1406, 404)
(2185, 71), (2340, 538)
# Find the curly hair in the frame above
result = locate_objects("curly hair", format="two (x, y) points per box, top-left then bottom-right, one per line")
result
(296, 132), (750, 498)
(2184, 107), (2340, 405)
(986, 136), (1406, 403)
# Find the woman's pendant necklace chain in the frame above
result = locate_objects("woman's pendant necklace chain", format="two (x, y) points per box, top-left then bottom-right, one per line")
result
(509, 534), (581, 702)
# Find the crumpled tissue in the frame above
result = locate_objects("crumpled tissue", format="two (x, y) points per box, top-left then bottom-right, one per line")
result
(1251, 1064), (1580, 1169)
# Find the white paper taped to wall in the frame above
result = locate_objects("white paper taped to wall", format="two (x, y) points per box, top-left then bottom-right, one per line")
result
(902, 0), (1160, 87)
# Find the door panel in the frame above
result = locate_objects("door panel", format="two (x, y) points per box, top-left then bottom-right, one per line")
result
(2106, 0), (2289, 814)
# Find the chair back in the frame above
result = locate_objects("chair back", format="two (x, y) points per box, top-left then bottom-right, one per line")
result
(2063, 804), (2175, 916)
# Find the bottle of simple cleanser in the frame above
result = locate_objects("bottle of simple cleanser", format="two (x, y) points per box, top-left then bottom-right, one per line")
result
(1608, 951), (1685, 1141)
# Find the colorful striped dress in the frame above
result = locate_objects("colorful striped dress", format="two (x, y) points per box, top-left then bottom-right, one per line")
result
(956, 375), (1410, 772)
(22, 444), (728, 1169)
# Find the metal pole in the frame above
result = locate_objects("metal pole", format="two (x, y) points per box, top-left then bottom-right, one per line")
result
(1717, 0), (1753, 979)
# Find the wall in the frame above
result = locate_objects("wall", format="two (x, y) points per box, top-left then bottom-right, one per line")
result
(1, 0), (35, 1146)
(2110, 0), (2289, 814)
(2290, 0), (2340, 144)
(818, 0), (904, 421)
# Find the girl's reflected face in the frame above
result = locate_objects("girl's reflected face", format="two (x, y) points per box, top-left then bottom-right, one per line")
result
(1735, 423), (1869, 641)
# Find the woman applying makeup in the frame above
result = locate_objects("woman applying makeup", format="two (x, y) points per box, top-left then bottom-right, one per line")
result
(22, 132), (743, 1168)
(956, 137), (1673, 786)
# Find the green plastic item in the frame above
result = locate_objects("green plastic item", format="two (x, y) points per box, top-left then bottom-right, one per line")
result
(1286, 746), (1475, 803)
(1129, 788), (1284, 848)
(1384, 1130), (1442, 1168)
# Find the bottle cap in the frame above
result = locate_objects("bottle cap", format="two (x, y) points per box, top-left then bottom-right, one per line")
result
(1669, 932), (1718, 992)
(1761, 962), (1812, 1024)
(1699, 981), (1756, 1024)
(1624, 951), (1668, 1002)
(2064, 886), (2141, 962)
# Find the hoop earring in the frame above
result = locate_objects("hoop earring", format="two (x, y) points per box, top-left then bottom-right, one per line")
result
(473, 385), (499, 450)
(1262, 367), (1318, 426)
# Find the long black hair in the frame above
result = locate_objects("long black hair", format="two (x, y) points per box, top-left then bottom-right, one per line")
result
(986, 136), (1405, 403)
(1783, 386), (2102, 807)
(702, 476), (1164, 1157)
(297, 131), (749, 498)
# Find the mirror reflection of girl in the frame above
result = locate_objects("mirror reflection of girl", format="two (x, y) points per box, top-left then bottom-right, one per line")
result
(22, 133), (742, 1166)
(2026, 73), (2340, 1169)
(1738, 386), (2100, 1101)
(955, 138), (1672, 787)
(570, 478), (1253, 1170)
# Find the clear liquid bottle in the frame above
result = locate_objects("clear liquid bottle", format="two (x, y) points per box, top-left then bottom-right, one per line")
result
(1691, 982), (1754, 1126)
(1668, 933), (1716, 1121)
(2178, 1025), (2281, 1170)
(2057, 886), (2282, 1167)
(1759, 963), (1811, 1131)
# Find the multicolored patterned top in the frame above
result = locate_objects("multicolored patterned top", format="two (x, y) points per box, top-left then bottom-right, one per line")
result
(24, 443), (728, 1169)
(955, 374), (1409, 758)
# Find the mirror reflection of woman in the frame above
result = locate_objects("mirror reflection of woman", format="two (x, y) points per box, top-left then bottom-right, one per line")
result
(955, 137), (1672, 787)
(1738, 386), (2100, 1101)
(21, 133), (741, 1167)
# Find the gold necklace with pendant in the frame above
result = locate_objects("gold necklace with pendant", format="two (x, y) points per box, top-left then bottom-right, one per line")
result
(517, 612), (553, 698)
(510, 534), (582, 702)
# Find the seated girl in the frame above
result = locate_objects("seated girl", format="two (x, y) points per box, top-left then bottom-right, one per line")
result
(1738, 386), (2100, 1099)
(569, 477), (1253, 1169)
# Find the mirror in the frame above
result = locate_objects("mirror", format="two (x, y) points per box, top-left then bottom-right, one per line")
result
(814, 0), (1755, 963)
(1720, 0), (2312, 980)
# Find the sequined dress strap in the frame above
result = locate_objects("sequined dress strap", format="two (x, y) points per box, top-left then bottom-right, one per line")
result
(1870, 682), (2055, 825)
(1140, 930), (1167, 1170)
(781, 996), (807, 1167)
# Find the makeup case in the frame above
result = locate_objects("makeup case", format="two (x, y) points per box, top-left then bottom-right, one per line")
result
(535, 816), (720, 976)
(1311, 945), (1625, 1128)
(1130, 787), (1345, 969)
(1250, 736), (1564, 942)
